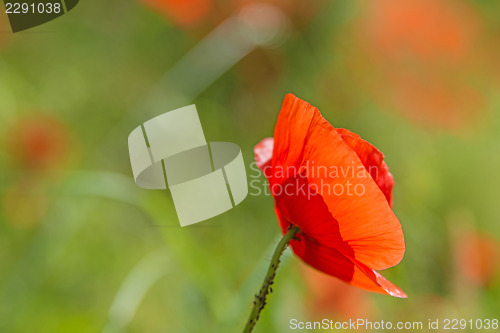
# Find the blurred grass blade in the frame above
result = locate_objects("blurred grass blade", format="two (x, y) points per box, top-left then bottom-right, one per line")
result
(103, 249), (172, 333)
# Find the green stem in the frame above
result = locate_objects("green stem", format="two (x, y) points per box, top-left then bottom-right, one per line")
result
(242, 226), (300, 333)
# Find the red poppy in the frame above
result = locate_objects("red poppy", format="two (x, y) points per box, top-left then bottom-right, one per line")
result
(139, 0), (212, 28)
(254, 94), (406, 297)
(6, 114), (69, 169)
(348, 0), (487, 130)
(455, 230), (500, 287)
(139, 0), (324, 31)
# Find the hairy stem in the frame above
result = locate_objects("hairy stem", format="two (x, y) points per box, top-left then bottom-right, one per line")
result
(242, 226), (300, 333)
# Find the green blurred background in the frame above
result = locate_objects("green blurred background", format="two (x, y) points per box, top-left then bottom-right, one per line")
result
(1, 0), (499, 332)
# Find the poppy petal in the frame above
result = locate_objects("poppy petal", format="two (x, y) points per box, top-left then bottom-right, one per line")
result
(270, 94), (404, 270)
(336, 128), (394, 206)
(273, 175), (354, 256)
(254, 137), (274, 170)
(290, 236), (407, 298)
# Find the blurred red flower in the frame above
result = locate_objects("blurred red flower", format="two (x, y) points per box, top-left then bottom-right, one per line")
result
(360, 0), (478, 63)
(351, 0), (487, 129)
(139, 0), (213, 28)
(5, 114), (69, 169)
(456, 231), (500, 287)
(139, 0), (324, 30)
(254, 94), (406, 297)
